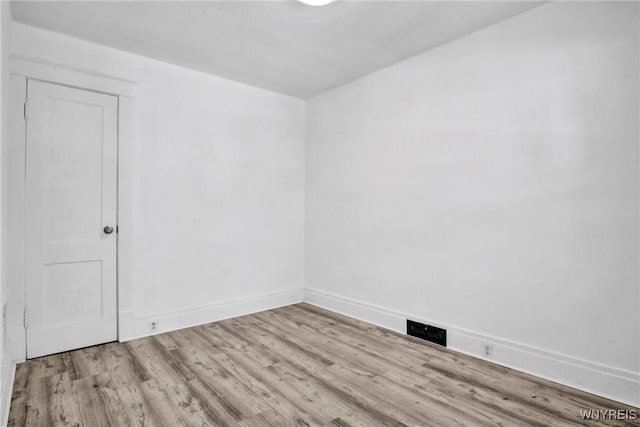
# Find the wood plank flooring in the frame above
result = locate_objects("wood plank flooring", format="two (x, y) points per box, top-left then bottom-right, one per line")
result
(8, 303), (640, 426)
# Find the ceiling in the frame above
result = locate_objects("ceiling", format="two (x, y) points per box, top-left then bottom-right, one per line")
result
(11, 1), (543, 99)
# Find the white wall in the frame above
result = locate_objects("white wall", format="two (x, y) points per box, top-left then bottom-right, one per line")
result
(306, 2), (639, 405)
(0, 2), (9, 424)
(8, 23), (305, 345)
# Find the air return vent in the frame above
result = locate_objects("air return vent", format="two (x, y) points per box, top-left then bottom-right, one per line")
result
(407, 319), (446, 347)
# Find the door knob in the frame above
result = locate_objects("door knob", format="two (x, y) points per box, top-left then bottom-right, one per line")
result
(103, 226), (114, 235)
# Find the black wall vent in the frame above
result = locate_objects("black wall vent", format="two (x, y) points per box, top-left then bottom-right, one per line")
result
(407, 319), (446, 347)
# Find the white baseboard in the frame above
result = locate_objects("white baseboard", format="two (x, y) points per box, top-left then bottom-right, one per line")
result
(1, 359), (16, 427)
(119, 288), (304, 341)
(304, 288), (640, 408)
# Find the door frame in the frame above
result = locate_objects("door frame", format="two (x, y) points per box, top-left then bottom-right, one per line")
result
(6, 56), (137, 361)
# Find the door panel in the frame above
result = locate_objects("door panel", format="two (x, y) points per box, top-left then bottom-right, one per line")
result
(26, 80), (118, 358)
(43, 261), (104, 327)
(42, 98), (105, 244)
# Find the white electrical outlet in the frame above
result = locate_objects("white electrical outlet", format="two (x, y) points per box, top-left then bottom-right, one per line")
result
(481, 342), (493, 358)
(2, 303), (7, 350)
(149, 320), (158, 332)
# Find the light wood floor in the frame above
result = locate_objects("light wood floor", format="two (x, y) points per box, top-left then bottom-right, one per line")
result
(8, 303), (639, 426)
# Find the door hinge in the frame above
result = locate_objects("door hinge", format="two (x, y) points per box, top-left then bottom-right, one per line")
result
(23, 102), (29, 120)
(23, 308), (28, 329)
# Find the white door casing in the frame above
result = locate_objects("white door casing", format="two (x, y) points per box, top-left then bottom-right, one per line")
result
(25, 80), (118, 358)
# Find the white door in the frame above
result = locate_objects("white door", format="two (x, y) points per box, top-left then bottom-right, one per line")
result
(25, 80), (118, 358)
